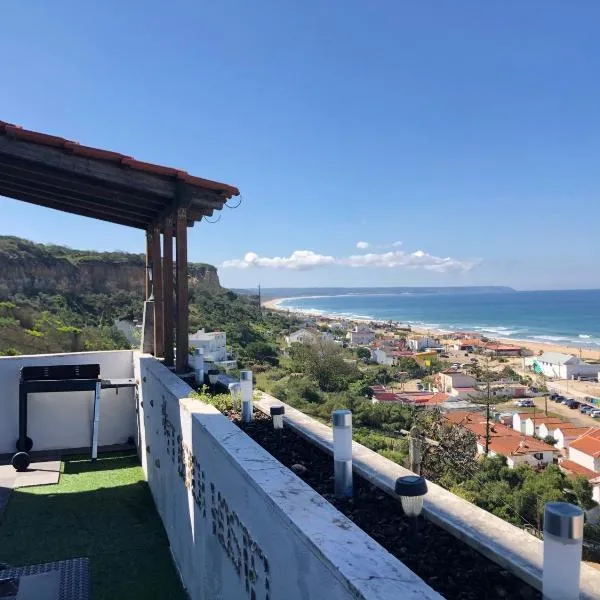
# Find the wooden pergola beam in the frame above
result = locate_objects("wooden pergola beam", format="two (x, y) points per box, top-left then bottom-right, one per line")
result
(175, 206), (189, 373)
(163, 218), (174, 367)
(0, 185), (148, 229)
(0, 159), (166, 208)
(0, 138), (234, 206)
(0, 177), (160, 222)
(152, 226), (164, 358)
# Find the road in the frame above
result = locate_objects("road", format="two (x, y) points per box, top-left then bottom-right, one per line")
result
(530, 396), (600, 428)
(546, 378), (600, 401)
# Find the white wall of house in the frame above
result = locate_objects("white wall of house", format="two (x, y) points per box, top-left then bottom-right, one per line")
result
(505, 450), (554, 469)
(512, 414), (526, 434)
(439, 372), (476, 392)
(135, 355), (441, 600)
(371, 348), (394, 366)
(407, 337), (437, 352)
(568, 446), (600, 472)
(189, 330), (227, 361)
(523, 356), (599, 380)
(538, 423), (551, 440)
(0, 350), (136, 454)
(594, 484), (600, 504)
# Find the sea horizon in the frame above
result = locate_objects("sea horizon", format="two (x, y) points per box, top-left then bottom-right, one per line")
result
(265, 288), (600, 350)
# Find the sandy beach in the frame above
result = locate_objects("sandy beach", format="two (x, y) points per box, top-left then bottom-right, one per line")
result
(263, 297), (600, 361)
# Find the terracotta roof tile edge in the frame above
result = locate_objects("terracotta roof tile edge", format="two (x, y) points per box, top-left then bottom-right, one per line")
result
(0, 120), (239, 197)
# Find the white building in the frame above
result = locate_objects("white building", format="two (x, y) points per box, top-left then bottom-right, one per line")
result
(551, 425), (594, 451)
(524, 417), (565, 438)
(512, 412), (531, 434)
(285, 328), (333, 346)
(562, 428), (600, 504)
(189, 329), (228, 362)
(437, 371), (477, 394)
(371, 347), (395, 366)
(567, 429), (600, 472)
(407, 336), (438, 352)
(522, 352), (600, 380)
(348, 324), (375, 346)
(481, 438), (555, 469)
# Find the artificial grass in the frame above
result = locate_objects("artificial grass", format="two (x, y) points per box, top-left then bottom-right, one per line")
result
(0, 452), (186, 600)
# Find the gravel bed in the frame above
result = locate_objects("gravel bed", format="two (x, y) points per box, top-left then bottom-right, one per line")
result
(232, 410), (541, 600)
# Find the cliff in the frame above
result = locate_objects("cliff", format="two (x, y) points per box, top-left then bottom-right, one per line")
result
(0, 236), (221, 297)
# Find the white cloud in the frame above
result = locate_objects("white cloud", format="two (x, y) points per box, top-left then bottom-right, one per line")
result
(222, 247), (480, 273)
(356, 241), (370, 249)
(391, 240), (403, 247)
(221, 250), (335, 270)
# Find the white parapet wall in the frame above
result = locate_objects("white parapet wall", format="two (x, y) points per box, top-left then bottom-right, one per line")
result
(135, 354), (442, 600)
(254, 391), (600, 600)
(0, 350), (135, 455)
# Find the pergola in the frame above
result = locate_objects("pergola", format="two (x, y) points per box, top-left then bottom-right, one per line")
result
(0, 120), (239, 372)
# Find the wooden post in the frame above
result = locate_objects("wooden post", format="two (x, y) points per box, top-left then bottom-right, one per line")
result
(163, 217), (174, 367)
(175, 206), (189, 373)
(152, 226), (164, 357)
(409, 425), (422, 475)
(145, 229), (153, 299)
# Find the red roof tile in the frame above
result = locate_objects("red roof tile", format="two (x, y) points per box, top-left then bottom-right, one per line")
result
(569, 428), (600, 457)
(0, 120), (239, 198)
(559, 460), (599, 480)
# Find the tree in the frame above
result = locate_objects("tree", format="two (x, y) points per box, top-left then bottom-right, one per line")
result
(289, 340), (358, 392)
(571, 476), (596, 511)
(543, 435), (557, 446)
(244, 341), (279, 365)
(356, 347), (371, 361)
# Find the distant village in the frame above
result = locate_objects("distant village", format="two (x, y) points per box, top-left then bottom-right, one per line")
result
(185, 315), (600, 517)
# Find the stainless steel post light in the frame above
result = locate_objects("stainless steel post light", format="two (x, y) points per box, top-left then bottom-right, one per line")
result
(240, 370), (253, 423)
(332, 409), (353, 498)
(543, 502), (584, 600)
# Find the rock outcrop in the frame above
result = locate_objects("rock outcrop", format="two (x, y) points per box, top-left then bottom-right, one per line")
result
(0, 236), (221, 297)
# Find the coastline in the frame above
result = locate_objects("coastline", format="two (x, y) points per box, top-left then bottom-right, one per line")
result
(262, 297), (600, 361)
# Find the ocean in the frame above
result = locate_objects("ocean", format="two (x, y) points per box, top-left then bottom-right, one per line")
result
(275, 289), (600, 348)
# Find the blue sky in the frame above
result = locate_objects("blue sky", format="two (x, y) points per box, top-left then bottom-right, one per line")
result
(1, 1), (599, 290)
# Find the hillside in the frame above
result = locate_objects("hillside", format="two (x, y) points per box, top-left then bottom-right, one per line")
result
(0, 236), (220, 355)
(0, 236), (221, 296)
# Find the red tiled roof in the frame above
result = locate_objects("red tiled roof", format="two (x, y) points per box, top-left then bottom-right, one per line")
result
(0, 120), (239, 197)
(444, 411), (485, 425)
(413, 392), (450, 406)
(559, 460), (599, 480)
(485, 343), (522, 352)
(373, 392), (399, 401)
(488, 436), (555, 456)
(553, 426), (593, 439)
(533, 417), (567, 426)
(569, 428), (600, 457)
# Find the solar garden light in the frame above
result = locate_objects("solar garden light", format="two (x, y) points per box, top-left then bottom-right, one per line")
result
(270, 405), (285, 430)
(395, 475), (428, 541)
(228, 382), (241, 411)
(240, 370), (253, 423)
(332, 409), (353, 498)
(543, 502), (584, 600)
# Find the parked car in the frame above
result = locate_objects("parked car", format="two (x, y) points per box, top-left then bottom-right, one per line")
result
(516, 399), (535, 407)
(568, 401), (580, 409)
(590, 410), (600, 418)
(580, 405), (593, 414)
(549, 393), (559, 400)
(553, 395), (565, 403)
(561, 398), (572, 405)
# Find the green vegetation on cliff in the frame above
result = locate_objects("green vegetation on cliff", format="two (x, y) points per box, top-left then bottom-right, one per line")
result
(0, 236), (247, 355)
